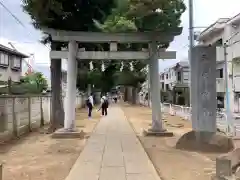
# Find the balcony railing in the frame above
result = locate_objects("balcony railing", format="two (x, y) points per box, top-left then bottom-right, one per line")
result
(234, 76), (240, 92)
(216, 78), (225, 92)
(232, 42), (240, 60)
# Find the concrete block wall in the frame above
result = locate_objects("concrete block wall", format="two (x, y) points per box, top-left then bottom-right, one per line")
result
(0, 95), (84, 141)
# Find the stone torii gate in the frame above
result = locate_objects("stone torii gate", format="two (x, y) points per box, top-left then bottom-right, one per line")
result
(44, 28), (182, 136)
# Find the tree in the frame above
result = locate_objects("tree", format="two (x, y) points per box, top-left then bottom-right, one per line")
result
(22, 0), (117, 131)
(127, 0), (186, 31)
(22, 0), (186, 126)
(20, 72), (48, 91)
(21, 72), (46, 90)
(96, 0), (185, 103)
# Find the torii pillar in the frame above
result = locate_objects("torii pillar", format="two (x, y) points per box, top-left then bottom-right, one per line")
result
(52, 40), (79, 138)
(149, 41), (162, 131)
(144, 41), (173, 136)
(64, 40), (78, 130)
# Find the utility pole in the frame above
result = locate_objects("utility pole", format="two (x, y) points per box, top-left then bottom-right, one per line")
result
(188, 0), (194, 107)
(223, 30), (240, 136)
(223, 43), (234, 134)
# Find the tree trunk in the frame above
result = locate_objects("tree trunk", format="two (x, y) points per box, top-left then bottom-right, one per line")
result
(128, 86), (132, 102)
(124, 87), (128, 102)
(131, 87), (137, 104)
(49, 43), (64, 132)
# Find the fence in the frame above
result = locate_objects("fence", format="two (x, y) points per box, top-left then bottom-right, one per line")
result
(0, 95), (84, 141)
(161, 103), (233, 135)
(138, 96), (233, 135)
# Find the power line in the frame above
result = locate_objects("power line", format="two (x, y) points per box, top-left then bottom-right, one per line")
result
(0, 0), (26, 28)
(0, 0), (50, 50)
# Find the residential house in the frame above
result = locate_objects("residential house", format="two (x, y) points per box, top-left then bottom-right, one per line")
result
(160, 61), (190, 105)
(139, 62), (190, 105)
(0, 44), (28, 83)
(198, 13), (240, 112)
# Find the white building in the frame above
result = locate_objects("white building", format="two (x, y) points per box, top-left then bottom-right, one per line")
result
(159, 61), (190, 105)
(140, 62), (190, 105)
(198, 13), (240, 112)
(0, 44), (27, 83)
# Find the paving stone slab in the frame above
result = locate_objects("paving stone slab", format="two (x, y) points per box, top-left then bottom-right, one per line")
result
(64, 107), (161, 180)
(126, 173), (159, 180)
(100, 167), (126, 180)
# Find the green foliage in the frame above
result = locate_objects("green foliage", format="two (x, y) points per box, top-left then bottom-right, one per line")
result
(76, 69), (88, 92)
(20, 72), (48, 92)
(22, 0), (186, 93)
(22, 0), (117, 93)
(98, 16), (137, 33)
(0, 83), (45, 95)
(87, 68), (102, 89)
(0, 72), (48, 95)
(100, 0), (185, 88)
(127, 0), (186, 32)
(22, 0), (116, 31)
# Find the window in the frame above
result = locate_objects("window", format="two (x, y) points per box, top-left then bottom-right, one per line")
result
(12, 56), (21, 69)
(161, 82), (164, 89)
(216, 38), (223, 46)
(166, 74), (168, 79)
(166, 84), (169, 90)
(0, 52), (9, 66)
(177, 71), (181, 81)
(217, 68), (223, 78)
(183, 72), (189, 81)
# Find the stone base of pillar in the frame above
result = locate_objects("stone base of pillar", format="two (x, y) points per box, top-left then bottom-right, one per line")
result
(142, 128), (174, 137)
(51, 128), (85, 139)
(176, 131), (234, 153)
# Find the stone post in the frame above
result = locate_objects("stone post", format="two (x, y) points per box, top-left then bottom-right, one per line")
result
(176, 46), (233, 151)
(148, 41), (163, 132)
(191, 46), (217, 133)
(64, 40), (78, 130)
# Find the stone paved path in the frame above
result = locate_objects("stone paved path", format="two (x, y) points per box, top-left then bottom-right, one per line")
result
(65, 106), (161, 180)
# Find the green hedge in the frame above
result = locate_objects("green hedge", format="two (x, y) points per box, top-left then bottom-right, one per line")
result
(0, 83), (43, 95)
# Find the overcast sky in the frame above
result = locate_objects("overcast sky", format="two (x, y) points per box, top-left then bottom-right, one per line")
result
(1, 0), (240, 72)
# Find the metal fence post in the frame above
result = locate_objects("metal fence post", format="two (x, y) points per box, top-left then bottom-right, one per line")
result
(40, 96), (44, 127)
(12, 97), (17, 137)
(28, 97), (32, 132)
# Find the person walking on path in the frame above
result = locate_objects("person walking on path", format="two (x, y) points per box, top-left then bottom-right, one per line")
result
(99, 96), (108, 116)
(86, 93), (94, 118)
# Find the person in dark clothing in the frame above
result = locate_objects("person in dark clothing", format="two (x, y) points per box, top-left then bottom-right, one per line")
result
(113, 96), (117, 103)
(100, 96), (108, 116)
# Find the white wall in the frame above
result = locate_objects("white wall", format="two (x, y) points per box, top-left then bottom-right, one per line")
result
(0, 52), (22, 82)
(0, 66), (22, 82)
